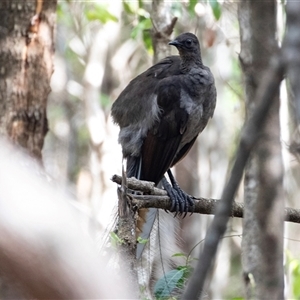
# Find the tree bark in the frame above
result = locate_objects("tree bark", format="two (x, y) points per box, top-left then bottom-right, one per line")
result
(0, 1), (57, 297)
(151, 0), (176, 64)
(0, 0), (57, 160)
(238, 1), (284, 298)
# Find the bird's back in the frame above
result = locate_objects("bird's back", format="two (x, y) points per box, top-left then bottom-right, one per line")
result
(111, 55), (182, 129)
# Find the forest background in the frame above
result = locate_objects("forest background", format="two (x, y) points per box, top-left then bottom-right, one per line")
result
(1, 0), (300, 299)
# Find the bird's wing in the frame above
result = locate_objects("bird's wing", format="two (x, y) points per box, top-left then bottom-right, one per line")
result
(140, 77), (189, 184)
(112, 56), (197, 260)
(136, 76), (191, 259)
(111, 56), (181, 129)
(171, 135), (198, 167)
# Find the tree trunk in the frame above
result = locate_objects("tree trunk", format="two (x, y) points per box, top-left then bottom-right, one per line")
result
(0, 0), (57, 160)
(238, 1), (284, 298)
(151, 0), (176, 64)
(0, 0), (57, 297)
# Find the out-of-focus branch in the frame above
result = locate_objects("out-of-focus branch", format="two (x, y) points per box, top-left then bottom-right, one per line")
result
(0, 140), (133, 299)
(112, 174), (300, 224)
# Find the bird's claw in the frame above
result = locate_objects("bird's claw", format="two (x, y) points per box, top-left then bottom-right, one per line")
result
(162, 175), (195, 217)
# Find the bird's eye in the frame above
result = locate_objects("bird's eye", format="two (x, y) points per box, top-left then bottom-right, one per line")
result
(185, 39), (193, 47)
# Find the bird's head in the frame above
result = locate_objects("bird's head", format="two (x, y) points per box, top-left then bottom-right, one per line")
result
(169, 32), (200, 53)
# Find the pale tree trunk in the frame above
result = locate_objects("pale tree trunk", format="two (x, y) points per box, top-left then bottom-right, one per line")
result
(0, 0), (57, 297)
(0, 0), (56, 160)
(238, 1), (284, 298)
(151, 0), (175, 64)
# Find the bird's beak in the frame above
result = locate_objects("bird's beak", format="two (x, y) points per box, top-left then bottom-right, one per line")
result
(169, 39), (182, 47)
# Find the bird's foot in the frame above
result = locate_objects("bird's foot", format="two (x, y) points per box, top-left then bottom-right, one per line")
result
(162, 170), (195, 217)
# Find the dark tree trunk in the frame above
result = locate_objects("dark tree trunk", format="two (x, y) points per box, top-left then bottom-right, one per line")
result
(0, 0), (57, 160)
(238, 1), (284, 298)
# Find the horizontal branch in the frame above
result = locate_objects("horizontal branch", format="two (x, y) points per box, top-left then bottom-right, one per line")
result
(112, 174), (300, 224)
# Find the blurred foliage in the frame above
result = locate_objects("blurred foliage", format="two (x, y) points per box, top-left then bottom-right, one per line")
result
(58, 1), (119, 25)
(122, 0), (223, 54)
(122, 1), (153, 53)
(50, 1), (122, 183)
(287, 251), (300, 299)
(188, 0), (222, 20)
(57, 2), (73, 27)
(85, 3), (118, 23)
(209, 0), (222, 20)
(187, 0), (198, 17)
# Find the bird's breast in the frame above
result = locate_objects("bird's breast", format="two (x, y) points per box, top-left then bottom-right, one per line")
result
(179, 90), (204, 146)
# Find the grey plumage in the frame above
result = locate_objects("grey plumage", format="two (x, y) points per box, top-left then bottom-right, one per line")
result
(111, 32), (216, 258)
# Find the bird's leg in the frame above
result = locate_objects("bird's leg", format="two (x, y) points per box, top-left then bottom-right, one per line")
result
(162, 170), (195, 217)
(162, 176), (180, 215)
(167, 169), (195, 216)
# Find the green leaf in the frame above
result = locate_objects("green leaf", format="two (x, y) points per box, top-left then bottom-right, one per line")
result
(154, 269), (184, 298)
(131, 18), (152, 39)
(172, 252), (187, 258)
(110, 232), (124, 247)
(176, 265), (193, 288)
(123, 1), (147, 16)
(99, 93), (110, 108)
(123, 2), (135, 14)
(57, 2), (73, 26)
(131, 17), (153, 53)
(291, 259), (300, 297)
(138, 0), (144, 9)
(188, 0), (198, 16)
(137, 236), (148, 244)
(209, 0), (222, 21)
(142, 30), (153, 53)
(85, 4), (118, 24)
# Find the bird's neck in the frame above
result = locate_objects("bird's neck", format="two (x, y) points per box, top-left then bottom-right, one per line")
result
(180, 53), (203, 72)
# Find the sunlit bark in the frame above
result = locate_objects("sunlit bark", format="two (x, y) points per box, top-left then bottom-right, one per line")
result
(0, 0), (56, 160)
